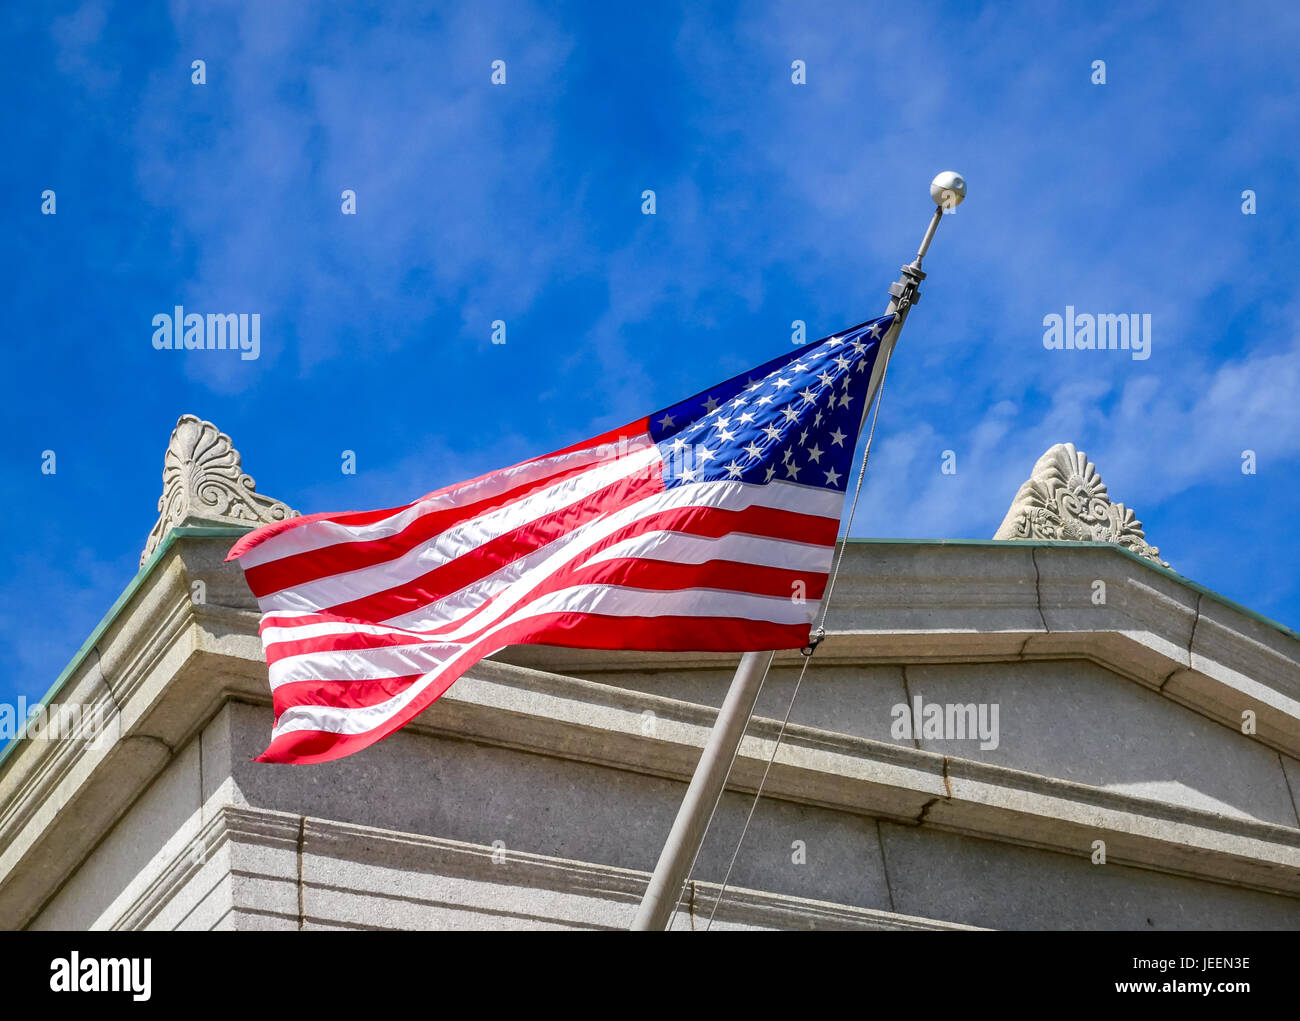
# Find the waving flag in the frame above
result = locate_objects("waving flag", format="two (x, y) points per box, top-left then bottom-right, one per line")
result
(228, 315), (893, 763)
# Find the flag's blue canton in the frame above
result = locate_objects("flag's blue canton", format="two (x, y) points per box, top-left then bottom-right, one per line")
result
(648, 315), (894, 491)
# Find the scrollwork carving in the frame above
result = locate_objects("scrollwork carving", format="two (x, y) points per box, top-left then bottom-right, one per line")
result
(141, 415), (297, 565)
(994, 443), (1167, 566)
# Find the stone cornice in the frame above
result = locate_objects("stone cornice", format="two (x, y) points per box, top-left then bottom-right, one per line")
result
(289, 809), (980, 930)
(112, 806), (979, 931)
(507, 542), (1300, 758)
(3, 533), (1299, 928)
(421, 664), (1300, 895)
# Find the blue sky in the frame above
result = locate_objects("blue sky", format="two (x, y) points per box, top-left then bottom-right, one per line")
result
(3, 0), (1299, 708)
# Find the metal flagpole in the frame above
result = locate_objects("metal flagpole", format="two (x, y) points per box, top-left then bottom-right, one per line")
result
(630, 172), (967, 932)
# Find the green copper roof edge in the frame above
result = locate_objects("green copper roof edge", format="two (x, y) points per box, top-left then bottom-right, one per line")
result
(0, 526), (251, 773)
(844, 536), (1299, 642)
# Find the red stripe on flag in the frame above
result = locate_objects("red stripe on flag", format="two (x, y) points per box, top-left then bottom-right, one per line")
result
(562, 556), (828, 601)
(272, 674), (425, 716)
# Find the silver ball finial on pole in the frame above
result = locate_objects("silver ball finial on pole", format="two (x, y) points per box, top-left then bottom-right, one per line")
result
(930, 170), (967, 210)
(913, 170), (966, 268)
(888, 170), (967, 318)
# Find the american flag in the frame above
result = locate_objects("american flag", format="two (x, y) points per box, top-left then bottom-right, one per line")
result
(228, 315), (893, 763)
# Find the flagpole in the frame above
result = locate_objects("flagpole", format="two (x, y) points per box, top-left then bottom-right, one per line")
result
(630, 172), (967, 932)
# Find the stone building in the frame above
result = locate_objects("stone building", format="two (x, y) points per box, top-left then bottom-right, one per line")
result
(0, 418), (1297, 930)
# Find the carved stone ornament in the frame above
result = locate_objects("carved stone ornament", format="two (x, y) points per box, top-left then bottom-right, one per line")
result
(993, 442), (1167, 567)
(141, 415), (298, 565)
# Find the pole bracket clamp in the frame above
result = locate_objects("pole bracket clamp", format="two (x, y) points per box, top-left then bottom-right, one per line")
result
(888, 260), (927, 310)
(800, 626), (826, 657)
